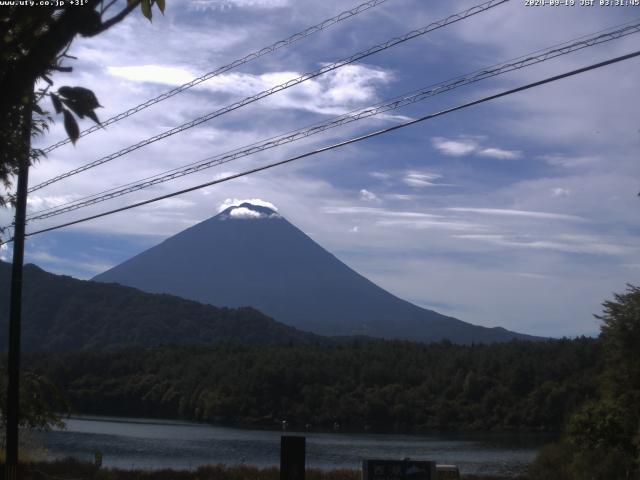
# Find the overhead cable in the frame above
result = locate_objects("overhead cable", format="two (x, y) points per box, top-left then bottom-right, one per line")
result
(40, 0), (392, 153)
(28, 0), (509, 193)
(3, 49), (634, 244)
(24, 20), (640, 223)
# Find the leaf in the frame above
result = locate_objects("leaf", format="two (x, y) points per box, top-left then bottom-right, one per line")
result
(58, 86), (101, 110)
(50, 94), (63, 114)
(33, 104), (44, 115)
(62, 109), (80, 145)
(85, 109), (101, 126)
(70, 86), (101, 110)
(141, 0), (152, 21)
(57, 86), (74, 98)
(156, 0), (165, 13)
(61, 98), (85, 119)
(127, 0), (136, 5)
(58, 86), (103, 124)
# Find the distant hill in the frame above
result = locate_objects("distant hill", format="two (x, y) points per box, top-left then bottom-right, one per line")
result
(0, 260), (321, 352)
(94, 202), (538, 344)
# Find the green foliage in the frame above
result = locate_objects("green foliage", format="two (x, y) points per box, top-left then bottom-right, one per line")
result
(529, 285), (640, 479)
(567, 399), (636, 454)
(26, 337), (600, 432)
(0, 1), (163, 212)
(598, 285), (640, 404)
(132, 0), (166, 20)
(527, 441), (573, 480)
(0, 367), (68, 431)
(54, 86), (103, 143)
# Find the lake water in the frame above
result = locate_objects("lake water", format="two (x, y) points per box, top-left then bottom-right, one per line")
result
(33, 416), (552, 477)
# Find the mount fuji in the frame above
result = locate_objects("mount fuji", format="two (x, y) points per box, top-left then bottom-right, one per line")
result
(93, 201), (536, 343)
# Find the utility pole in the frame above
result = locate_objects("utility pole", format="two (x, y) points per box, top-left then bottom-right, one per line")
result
(5, 87), (33, 480)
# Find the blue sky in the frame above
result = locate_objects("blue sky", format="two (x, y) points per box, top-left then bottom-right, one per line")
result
(1, 0), (639, 337)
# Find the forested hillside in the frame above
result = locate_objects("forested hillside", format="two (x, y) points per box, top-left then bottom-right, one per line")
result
(26, 338), (600, 432)
(0, 261), (321, 351)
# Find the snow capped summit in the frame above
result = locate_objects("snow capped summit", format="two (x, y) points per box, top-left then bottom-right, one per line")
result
(220, 202), (281, 220)
(218, 198), (278, 212)
(218, 198), (281, 220)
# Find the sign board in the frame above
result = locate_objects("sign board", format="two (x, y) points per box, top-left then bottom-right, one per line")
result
(436, 465), (460, 480)
(280, 435), (305, 480)
(362, 459), (436, 480)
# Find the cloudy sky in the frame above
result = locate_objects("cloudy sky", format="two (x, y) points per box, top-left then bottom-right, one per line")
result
(2, 0), (639, 337)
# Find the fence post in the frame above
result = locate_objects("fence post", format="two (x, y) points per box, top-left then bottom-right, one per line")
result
(280, 435), (305, 480)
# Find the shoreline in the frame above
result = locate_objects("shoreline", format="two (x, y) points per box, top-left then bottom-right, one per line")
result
(62, 413), (560, 439)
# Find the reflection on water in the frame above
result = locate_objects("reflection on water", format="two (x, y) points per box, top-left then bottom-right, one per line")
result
(33, 416), (553, 477)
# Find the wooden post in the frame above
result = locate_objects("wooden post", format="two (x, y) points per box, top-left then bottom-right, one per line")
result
(5, 87), (33, 480)
(280, 435), (305, 480)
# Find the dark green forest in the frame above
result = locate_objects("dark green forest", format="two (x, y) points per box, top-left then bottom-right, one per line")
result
(0, 261), (322, 351)
(25, 337), (600, 433)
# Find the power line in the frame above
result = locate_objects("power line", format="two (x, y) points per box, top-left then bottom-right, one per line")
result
(23, 20), (640, 223)
(3, 49), (635, 244)
(40, 0), (392, 154)
(28, 0), (508, 193)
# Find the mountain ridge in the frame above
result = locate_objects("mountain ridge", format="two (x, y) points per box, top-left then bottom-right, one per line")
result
(0, 260), (324, 352)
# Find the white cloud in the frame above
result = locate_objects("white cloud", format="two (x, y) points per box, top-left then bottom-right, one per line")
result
(228, 207), (266, 219)
(323, 206), (441, 219)
(107, 64), (391, 116)
(377, 219), (481, 231)
(369, 172), (391, 180)
(27, 195), (79, 211)
(107, 65), (195, 85)
(432, 137), (522, 160)
(323, 206), (481, 232)
(432, 137), (477, 156)
(446, 207), (584, 222)
(403, 171), (442, 188)
(551, 187), (571, 197)
(359, 189), (378, 202)
(478, 147), (522, 160)
(540, 154), (600, 168)
(385, 194), (415, 201)
(26, 250), (114, 276)
(189, 0), (290, 10)
(350, 226), (359, 233)
(454, 233), (633, 256)
(219, 198), (278, 212)
(509, 272), (551, 280)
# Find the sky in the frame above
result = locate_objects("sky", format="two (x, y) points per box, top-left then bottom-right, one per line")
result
(1, 0), (639, 338)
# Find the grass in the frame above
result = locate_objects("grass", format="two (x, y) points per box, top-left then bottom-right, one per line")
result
(0, 458), (528, 480)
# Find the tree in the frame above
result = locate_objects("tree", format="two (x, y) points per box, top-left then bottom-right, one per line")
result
(598, 285), (640, 405)
(0, 0), (166, 214)
(0, 367), (68, 432)
(529, 285), (640, 480)
(1, 2), (167, 473)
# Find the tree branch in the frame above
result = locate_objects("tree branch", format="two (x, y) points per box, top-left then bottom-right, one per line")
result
(87, 0), (141, 37)
(101, 0), (120, 15)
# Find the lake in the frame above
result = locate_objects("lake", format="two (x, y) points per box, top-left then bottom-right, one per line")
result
(33, 416), (553, 477)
